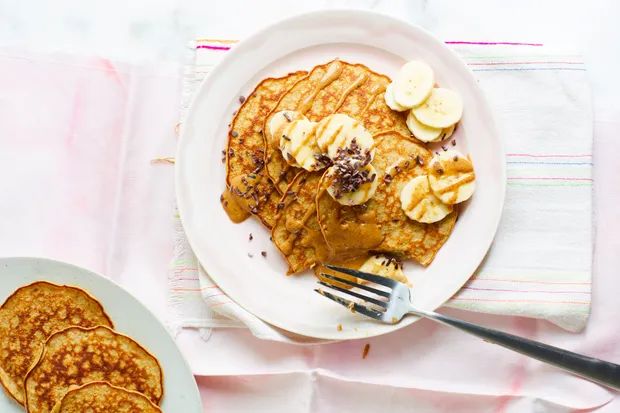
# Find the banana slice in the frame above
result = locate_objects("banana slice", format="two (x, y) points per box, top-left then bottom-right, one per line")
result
(359, 254), (409, 285)
(438, 123), (456, 142)
(384, 83), (408, 112)
(284, 119), (325, 171)
(279, 119), (306, 167)
(400, 175), (453, 223)
(406, 110), (443, 142)
(393, 61), (434, 108)
(425, 123), (456, 143)
(412, 88), (463, 129)
(428, 150), (475, 204)
(269, 110), (306, 145)
(315, 114), (374, 161)
(327, 164), (379, 206)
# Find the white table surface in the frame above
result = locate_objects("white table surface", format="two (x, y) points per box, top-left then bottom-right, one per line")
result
(2, 0), (620, 411)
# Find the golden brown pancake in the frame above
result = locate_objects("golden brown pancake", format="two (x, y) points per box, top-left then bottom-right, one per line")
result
(222, 71), (307, 229)
(271, 171), (332, 274)
(24, 326), (163, 413)
(50, 382), (162, 413)
(0, 282), (113, 405)
(317, 131), (457, 266)
(263, 59), (410, 194)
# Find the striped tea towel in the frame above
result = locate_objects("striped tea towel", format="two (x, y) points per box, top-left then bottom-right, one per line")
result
(167, 38), (592, 340)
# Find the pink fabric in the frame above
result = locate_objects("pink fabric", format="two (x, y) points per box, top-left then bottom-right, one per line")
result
(1, 51), (619, 412)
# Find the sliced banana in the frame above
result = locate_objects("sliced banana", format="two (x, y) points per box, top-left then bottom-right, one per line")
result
(269, 110), (306, 146)
(279, 119), (310, 167)
(327, 164), (379, 206)
(437, 123), (456, 142)
(406, 110), (443, 142)
(393, 61), (434, 109)
(412, 88), (463, 129)
(400, 175), (452, 223)
(428, 150), (475, 204)
(315, 114), (374, 161)
(359, 254), (409, 285)
(384, 83), (408, 112)
(285, 119), (324, 171)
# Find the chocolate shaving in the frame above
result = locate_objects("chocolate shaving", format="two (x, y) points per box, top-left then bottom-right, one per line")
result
(239, 95), (246, 104)
(231, 131), (239, 138)
(283, 112), (292, 122)
(314, 153), (333, 169)
(329, 138), (375, 198)
(451, 139), (456, 146)
(261, 251), (267, 257)
(249, 233), (253, 241)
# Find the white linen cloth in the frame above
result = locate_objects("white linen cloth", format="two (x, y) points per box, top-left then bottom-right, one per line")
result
(168, 37), (593, 340)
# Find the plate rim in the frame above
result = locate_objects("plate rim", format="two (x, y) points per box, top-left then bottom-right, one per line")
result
(0, 255), (203, 412)
(176, 9), (506, 340)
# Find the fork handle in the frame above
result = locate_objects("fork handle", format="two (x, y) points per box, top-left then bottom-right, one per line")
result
(411, 308), (620, 391)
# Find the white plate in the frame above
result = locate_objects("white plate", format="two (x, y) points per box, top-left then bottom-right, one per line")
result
(177, 10), (505, 340)
(0, 257), (203, 413)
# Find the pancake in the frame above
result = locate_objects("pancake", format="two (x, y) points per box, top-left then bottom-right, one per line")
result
(50, 382), (162, 413)
(263, 59), (410, 194)
(317, 131), (457, 265)
(222, 71), (307, 229)
(0, 282), (113, 405)
(271, 171), (332, 274)
(24, 326), (163, 413)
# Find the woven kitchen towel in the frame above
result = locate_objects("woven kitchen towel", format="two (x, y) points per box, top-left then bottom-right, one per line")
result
(167, 38), (592, 340)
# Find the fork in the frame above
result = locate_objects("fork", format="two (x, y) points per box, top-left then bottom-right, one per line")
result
(317, 265), (620, 391)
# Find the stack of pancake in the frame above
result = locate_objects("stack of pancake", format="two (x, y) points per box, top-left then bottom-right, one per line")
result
(0, 282), (163, 413)
(222, 59), (457, 275)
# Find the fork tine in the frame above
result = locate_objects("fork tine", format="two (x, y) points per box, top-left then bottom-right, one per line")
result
(314, 289), (385, 321)
(325, 265), (397, 288)
(320, 273), (390, 298)
(318, 281), (388, 308)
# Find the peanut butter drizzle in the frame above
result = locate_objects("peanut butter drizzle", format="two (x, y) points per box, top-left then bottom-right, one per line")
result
(281, 186), (323, 254)
(297, 61), (344, 114)
(221, 173), (271, 223)
(360, 83), (386, 115)
(322, 123), (346, 151)
(434, 172), (475, 194)
(221, 188), (250, 223)
(290, 124), (318, 159)
(333, 73), (368, 113)
(406, 184), (428, 212)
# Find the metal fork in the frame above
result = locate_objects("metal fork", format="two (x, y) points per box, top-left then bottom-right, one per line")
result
(317, 265), (620, 391)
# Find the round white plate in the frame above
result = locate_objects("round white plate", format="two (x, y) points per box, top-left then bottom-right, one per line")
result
(0, 257), (203, 413)
(177, 10), (505, 340)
